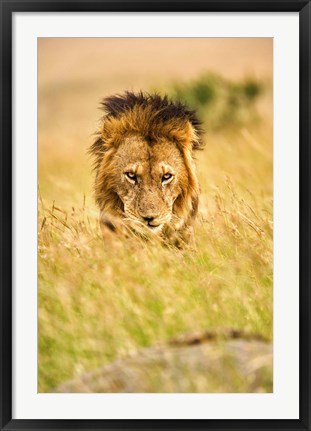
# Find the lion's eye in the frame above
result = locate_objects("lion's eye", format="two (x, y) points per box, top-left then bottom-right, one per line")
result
(125, 172), (137, 182)
(162, 173), (173, 182)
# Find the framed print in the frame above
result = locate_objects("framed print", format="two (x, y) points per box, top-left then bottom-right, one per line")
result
(1, 1), (310, 430)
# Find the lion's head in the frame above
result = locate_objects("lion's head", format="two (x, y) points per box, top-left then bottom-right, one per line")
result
(90, 92), (203, 245)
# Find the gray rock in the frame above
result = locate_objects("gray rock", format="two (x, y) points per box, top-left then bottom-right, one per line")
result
(55, 331), (272, 393)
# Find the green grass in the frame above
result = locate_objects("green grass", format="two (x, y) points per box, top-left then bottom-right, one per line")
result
(38, 74), (273, 392)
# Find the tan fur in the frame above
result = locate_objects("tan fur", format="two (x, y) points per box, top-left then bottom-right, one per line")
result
(90, 92), (203, 247)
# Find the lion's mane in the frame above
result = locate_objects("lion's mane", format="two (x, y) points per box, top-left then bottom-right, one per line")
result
(90, 91), (204, 242)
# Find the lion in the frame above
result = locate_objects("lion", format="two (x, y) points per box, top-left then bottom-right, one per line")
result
(89, 91), (204, 246)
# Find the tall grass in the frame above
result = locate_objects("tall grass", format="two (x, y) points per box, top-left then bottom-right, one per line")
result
(38, 74), (272, 392)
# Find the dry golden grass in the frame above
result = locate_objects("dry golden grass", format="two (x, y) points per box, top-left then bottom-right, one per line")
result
(38, 116), (272, 392)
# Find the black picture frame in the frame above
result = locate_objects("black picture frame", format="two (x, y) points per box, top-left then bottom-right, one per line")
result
(1, 1), (310, 430)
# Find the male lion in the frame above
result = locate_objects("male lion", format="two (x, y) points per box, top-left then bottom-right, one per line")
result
(90, 91), (203, 246)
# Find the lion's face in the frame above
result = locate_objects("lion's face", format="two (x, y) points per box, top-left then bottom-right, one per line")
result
(111, 135), (188, 233)
(91, 92), (204, 244)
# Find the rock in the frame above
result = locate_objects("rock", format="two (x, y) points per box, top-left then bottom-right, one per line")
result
(55, 331), (272, 393)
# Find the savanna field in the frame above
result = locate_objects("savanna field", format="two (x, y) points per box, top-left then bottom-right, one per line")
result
(38, 39), (273, 392)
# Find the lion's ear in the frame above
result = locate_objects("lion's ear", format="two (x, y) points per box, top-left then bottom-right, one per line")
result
(171, 121), (201, 152)
(187, 120), (204, 151)
(90, 136), (104, 156)
(89, 136), (106, 171)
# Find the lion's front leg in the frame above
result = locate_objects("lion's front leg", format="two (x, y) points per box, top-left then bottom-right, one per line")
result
(163, 222), (196, 249)
(99, 211), (129, 243)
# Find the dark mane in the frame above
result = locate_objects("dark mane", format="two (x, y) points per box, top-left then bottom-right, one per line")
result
(101, 91), (203, 144)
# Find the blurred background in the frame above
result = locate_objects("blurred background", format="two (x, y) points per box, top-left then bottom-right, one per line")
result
(38, 38), (273, 393)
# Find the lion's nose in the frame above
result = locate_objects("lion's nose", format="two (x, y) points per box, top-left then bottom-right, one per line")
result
(139, 212), (159, 223)
(142, 215), (155, 223)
